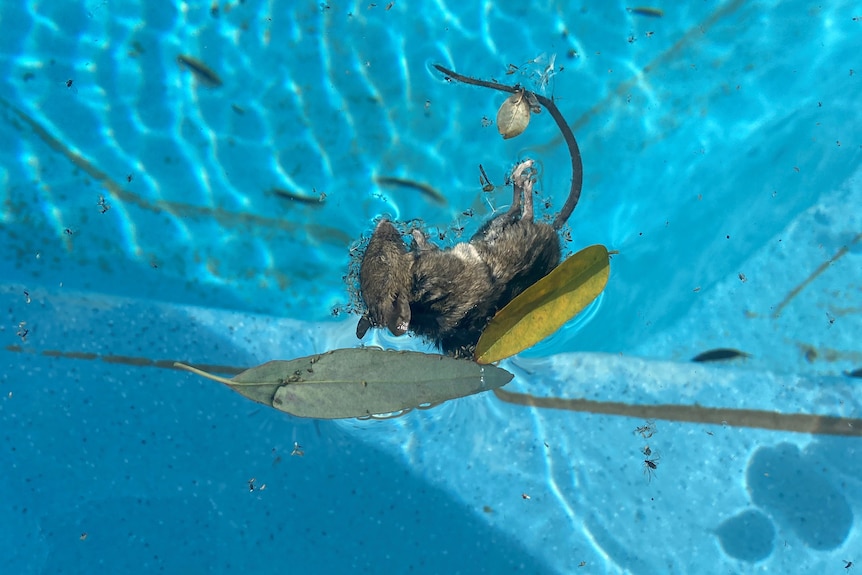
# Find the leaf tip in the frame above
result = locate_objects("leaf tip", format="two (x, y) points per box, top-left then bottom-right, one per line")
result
(173, 362), (235, 385)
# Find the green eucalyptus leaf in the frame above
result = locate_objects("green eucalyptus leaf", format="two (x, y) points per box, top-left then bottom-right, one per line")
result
(496, 92), (531, 139)
(175, 348), (513, 419)
(474, 244), (610, 364)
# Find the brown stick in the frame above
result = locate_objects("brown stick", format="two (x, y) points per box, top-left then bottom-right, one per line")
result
(433, 64), (583, 229)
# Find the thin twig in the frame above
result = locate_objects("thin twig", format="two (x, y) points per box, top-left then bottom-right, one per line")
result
(433, 64), (583, 229)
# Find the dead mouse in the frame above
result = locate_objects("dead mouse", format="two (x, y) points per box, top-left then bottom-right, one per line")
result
(356, 159), (572, 358)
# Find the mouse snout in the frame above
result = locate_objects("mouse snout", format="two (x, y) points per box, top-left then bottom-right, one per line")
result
(389, 326), (406, 337)
(388, 320), (408, 337)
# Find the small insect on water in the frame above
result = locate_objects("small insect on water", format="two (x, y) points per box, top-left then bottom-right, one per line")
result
(643, 453), (660, 482)
(17, 321), (29, 341)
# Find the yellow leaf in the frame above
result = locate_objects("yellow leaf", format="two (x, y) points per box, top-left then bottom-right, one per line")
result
(474, 244), (610, 364)
(496, 92), (531, 139)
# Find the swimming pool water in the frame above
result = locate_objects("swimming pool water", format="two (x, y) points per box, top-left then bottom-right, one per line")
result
(1, 0), (861, 573)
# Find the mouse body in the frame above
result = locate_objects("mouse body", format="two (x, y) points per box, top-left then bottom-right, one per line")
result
(356, 159), (560, 357)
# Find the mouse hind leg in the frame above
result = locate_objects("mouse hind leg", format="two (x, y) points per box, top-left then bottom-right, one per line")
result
(511, 159), (536, 221)
(473, 158), (536, 243)
(499, 159), (534, 221)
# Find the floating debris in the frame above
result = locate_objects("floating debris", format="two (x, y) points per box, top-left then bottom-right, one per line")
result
(177, 54), (223, 88)
(692, 348), (751, 363)
(478, 164), (495, 192)
(634, 419), (656, 439)
(374, 175), (447, 206)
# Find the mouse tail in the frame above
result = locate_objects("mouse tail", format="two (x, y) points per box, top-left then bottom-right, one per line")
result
(534, 92), (584, 230)
(432, 64), (584, 230)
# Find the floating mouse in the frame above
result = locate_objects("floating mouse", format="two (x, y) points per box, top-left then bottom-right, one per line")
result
(354, 65), (584, 358)
(357, 160), (572, 357)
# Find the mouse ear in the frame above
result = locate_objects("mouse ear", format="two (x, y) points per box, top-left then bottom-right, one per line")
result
(387, 293), (411, 336)
(356, 315), (372, 339)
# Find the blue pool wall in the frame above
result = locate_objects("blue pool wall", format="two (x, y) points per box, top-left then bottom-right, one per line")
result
(1, 1), (861, 574)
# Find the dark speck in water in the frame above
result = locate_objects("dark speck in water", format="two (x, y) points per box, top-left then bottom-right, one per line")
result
(177, 54), (223, 88)
(692, 348), (751, 363)
(628, 6), (664, 18)
(271, 188), (325, 205)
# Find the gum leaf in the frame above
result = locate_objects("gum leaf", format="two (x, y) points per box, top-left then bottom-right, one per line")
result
(175, 348), (513, 419)
(496, 92), (531, 139)
(474, 244), (610, 364)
